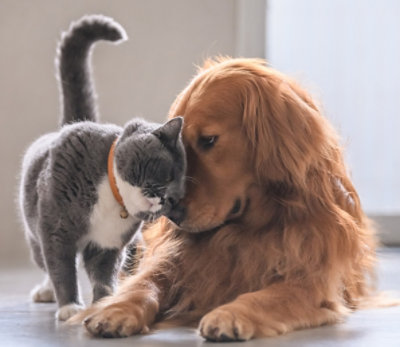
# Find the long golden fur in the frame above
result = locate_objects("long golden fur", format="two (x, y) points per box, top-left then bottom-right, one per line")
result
(73, 58), (377, 341)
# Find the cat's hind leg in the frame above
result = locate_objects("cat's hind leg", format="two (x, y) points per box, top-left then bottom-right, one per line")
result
(31, 274), (55, 303)
(40, 231), (84, 320)
(27, 236), (56, 303)
(83, 243), (123, 302)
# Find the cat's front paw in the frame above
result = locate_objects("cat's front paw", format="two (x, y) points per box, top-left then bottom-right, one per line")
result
(84, 304), (149, 338)
(57, 303), (85, 321)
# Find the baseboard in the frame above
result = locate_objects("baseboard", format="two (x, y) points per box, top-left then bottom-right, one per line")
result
(369, 215), (400, 246)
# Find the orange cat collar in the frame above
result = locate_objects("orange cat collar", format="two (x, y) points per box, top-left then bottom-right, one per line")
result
(107, 138), (129, 219)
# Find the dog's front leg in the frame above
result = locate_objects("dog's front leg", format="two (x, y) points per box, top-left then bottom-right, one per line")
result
(199, 282), (346, 341)
(73, 272), (164, 338)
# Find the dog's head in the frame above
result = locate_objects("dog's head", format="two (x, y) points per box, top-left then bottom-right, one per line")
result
(168, 58), (346, 233)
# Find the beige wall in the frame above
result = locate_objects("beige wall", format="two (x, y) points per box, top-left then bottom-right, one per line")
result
(0, 0), (251, 266)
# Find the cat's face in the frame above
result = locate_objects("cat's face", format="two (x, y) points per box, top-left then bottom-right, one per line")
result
(114, 117), (186, 221)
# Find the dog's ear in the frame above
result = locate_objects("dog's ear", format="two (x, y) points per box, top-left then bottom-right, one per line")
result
(242, 73), (330, 187)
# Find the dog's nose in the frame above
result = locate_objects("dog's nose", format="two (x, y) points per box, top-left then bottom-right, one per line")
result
(167, 203), (186, 226)
(167, 197), (178, 207)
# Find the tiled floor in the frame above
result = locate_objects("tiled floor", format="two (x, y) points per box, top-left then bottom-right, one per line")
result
(0, 249), (399, 347)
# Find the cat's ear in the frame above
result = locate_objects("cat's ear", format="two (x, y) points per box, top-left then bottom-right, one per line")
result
(153, 117), (183, 147)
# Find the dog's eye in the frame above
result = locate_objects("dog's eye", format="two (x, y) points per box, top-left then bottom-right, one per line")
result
(198, 135), (218, 151)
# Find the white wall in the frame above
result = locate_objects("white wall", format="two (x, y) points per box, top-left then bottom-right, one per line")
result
(267, 0), (400, 215)
(0, 0), (239, 265)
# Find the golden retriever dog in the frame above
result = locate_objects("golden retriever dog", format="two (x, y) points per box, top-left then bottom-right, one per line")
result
(75, 58), (377, 341)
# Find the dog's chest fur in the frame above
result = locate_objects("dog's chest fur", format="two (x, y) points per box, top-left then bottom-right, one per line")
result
(86, 176), (139, 249)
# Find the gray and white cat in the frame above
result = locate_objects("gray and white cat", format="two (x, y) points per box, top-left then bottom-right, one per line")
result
(19, 15), (186, 321)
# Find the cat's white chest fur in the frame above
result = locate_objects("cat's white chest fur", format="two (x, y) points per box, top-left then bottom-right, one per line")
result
(87, 176), (138, 249)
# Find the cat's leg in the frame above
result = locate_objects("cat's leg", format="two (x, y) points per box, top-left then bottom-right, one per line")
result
(120, 234), (145, 277)
(27, 235), (46, 270)
(41, 235), (83, 320)
(83, 243), (123, 302)
(27, 236), (56, 303)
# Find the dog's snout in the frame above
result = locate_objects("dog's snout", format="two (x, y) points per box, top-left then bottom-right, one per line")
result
(167, 204), (186, 226)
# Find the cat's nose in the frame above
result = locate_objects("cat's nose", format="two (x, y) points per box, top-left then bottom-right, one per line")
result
(167, 203), (186, 226)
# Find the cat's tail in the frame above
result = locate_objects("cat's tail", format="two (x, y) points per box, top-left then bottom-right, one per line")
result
(56, 14), (127, 126)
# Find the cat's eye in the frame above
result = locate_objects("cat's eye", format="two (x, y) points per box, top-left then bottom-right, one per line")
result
(198, 135), (218, 151)
(166, 174), (174, 184)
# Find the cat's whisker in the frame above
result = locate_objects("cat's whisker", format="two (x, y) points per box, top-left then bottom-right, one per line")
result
(185, 175), (199, 185)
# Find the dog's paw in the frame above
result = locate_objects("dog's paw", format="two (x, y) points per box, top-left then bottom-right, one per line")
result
(57, 303), (85, 321)
(83, 305), (149, 338)
(31, 283), (55, 303)
(199, 307), (255, 342)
